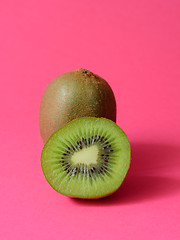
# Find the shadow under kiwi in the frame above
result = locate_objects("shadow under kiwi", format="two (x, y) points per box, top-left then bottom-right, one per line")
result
(71, 142), (180, 206)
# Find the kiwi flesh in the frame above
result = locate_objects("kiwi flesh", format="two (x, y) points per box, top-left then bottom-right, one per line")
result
(41, 117), (131, 199)
(39, 68), (116, 144)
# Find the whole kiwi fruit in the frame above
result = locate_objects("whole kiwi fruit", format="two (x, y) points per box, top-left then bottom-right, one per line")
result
(39, 68), (116, 144)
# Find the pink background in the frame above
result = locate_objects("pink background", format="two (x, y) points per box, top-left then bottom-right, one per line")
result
(0, 1), (180, 239)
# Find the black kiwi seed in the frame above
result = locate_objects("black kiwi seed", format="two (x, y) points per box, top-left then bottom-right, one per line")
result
(88, 170), (92, 177)
(91, 167), (95, 173)
(97, 168), (102, 174)
(62, 163), (68, 167)
(101, 136), (104, 141)
(97, 136), (100, 141)
(102, 167), (108, 173)
(94, 135), (97, 142)
(99, 167), (103, 173)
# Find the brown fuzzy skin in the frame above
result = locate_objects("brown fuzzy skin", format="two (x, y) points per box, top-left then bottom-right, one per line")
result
(39, 68), (116, 143)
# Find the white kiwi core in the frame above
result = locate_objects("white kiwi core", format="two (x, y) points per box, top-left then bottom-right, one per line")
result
(71, 145), (99, 165)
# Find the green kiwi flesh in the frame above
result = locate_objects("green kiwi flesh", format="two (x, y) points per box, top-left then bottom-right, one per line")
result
(41, 117), (131, 199)
(39, 68), (116, 144)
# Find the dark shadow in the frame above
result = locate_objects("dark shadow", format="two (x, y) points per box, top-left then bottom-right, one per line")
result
(71, 142), (180, 206)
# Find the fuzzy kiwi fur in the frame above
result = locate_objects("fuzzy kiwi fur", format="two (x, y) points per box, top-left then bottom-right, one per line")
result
(39, 68), (116, 143)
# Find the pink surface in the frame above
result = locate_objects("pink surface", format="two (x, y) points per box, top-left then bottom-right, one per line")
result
(0, 1), (180, 239)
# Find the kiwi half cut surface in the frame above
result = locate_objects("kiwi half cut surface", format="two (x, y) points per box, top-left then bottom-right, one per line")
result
(41, 117), (131, 199)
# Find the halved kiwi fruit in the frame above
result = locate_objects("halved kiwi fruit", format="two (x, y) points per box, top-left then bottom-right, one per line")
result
(41, 117), (131, 199)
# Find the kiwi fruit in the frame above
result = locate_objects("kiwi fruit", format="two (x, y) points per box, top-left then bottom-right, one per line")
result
(41, 117), (131, 199)
(39, 68), (116, 144)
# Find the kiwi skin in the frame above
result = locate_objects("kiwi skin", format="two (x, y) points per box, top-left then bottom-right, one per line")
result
(65, 187), (120, 199)
(39, 68), (116, 144)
